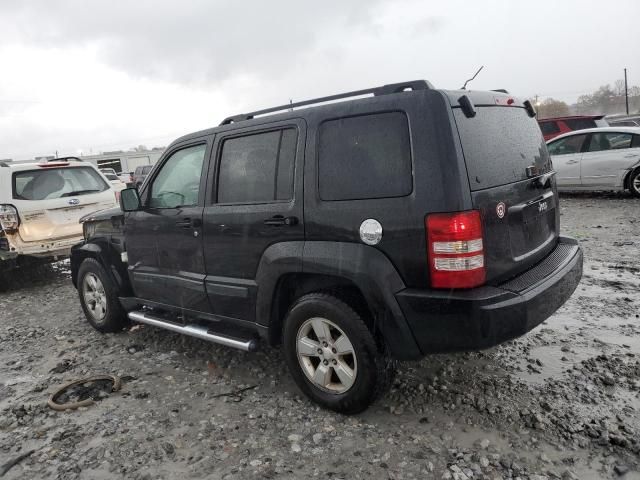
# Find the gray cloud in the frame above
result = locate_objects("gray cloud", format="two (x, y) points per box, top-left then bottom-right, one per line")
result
(0, 1), (386, 85)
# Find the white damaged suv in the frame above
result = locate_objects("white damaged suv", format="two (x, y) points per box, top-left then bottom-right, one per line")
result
(0, 157), (118, 269)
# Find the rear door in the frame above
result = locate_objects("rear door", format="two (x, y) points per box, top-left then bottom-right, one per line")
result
(581, 132), (636, 187)
(202, 120), (305, 322)
(125, 141), (211, 312)
(452, 101), (559, 283)
(11, 164), (116, 242)
(547, 133), (588, 187)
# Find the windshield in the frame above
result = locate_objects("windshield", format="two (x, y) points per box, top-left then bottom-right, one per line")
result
(454, 106), (551, 191)
(13, 166), (109, 200)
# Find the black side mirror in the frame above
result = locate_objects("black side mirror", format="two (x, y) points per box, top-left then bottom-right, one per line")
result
(120, 188), (141, 212)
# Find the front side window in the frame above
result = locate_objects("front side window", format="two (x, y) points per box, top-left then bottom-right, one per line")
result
(547, 134), (587, 155)
(318, 112), (412, 201)
(217, 128), (297, 204)
(13, 166), (109, 201)
(587, 132), (632, 152)
(149, 144), (206, 208)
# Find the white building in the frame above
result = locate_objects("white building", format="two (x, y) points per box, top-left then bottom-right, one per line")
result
(79, 148), (164, 174)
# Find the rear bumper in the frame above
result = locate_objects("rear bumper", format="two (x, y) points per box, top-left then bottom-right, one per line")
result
(2, 233), (83, 259)
(396, 237), (583, 355)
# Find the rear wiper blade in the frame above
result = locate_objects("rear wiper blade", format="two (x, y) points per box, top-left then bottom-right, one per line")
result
(534, 171), (556, 188)
(61, 189), (101, 197)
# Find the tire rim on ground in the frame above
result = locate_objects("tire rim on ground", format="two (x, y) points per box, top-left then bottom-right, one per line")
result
(82, 273), (107, 321)
(296, 317), (357, 394)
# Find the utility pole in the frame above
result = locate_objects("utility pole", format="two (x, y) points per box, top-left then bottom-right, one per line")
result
(624, 68), (629, 115)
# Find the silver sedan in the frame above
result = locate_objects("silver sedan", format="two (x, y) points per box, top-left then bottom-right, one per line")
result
(547, 127), (640, 196)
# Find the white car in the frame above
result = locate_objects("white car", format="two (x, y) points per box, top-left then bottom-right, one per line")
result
(100, 170), (128, 198)
(547, 127), (640, 196)
(0, 158), (118, 268)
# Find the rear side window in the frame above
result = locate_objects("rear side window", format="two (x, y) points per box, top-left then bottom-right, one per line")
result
(217, 128), (297, 204)
(13, 166), (109, 201)
(318, 112), (412, 201)
(539, 121), (560, 135)
(564, 118), (596, 130)
(586, 132), (632, 152)
(633, 135), (640, 148)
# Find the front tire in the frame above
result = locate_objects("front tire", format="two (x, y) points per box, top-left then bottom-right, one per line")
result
(282, 293), (392, 414)
(77, 258), (127, 333)
(629, 168), (640, 198)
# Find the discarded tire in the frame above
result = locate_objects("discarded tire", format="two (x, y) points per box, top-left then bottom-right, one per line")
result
(47, 375), (121, 411)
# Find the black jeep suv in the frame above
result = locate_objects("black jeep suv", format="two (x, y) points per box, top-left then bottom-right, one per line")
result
(71, 80), (583, 413)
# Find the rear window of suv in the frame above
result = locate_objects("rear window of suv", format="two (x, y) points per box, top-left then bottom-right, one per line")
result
(539, 121), (560, 135)
(318, 112), (412, 201)
(13, 166), (109, 201)
(564, 118), (597, 130)
(454, 106), (550, 191)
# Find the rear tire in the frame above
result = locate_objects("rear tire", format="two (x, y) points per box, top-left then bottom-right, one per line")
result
(282, 293), (393, 414)
(629, 168), (640, 198)
(77, 258), (127, 333)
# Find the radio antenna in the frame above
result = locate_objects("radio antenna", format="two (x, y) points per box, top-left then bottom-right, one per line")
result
(461, 65), (484, 90)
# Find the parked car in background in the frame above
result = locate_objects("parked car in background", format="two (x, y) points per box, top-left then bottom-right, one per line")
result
(538, 115), (609, 141)
(99, 168), (118, 177)
(606, 115), (640, 128)
(0, 157), (118, 270)
(133, 165), (153, 187)
(547, 127), (640, 196)
(119, 171), (134, 185)
(71, 81), (582, 413)
(100, 171), (128, 200)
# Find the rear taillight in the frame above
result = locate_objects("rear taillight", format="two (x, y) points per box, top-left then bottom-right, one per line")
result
(0, 205), (19, 232)
(426, 210), (485, 289)
(114, 191), (121, 203)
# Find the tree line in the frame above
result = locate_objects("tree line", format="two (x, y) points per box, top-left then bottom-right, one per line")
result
(536, 79), (640, 119)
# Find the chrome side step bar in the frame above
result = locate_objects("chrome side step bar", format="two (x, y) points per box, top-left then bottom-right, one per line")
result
(128, 310), (259, 352)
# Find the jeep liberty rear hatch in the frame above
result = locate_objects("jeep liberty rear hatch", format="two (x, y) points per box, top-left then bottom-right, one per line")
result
(450, 92), (557, 284)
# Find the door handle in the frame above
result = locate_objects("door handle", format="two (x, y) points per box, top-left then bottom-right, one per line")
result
(175, 218), (202, 228)
(264, 215), (298, 226)
(566, 160), (579, 165)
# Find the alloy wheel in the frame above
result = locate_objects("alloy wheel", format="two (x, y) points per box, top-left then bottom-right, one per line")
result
(82, 273), (107, 322)
(296, 317), (357, 394)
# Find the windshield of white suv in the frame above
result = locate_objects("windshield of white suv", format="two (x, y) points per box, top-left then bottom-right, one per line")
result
(13, 166), (109, 200)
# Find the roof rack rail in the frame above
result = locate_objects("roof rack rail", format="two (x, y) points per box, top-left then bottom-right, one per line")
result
(0, 161), (10, 167)
(491, 89), (509, 94)
(220, 79), (434, 125)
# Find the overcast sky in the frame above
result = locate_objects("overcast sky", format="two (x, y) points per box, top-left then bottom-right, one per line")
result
(1, 0), (638, 160)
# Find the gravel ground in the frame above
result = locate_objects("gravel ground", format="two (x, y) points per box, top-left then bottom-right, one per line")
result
(0, 192), (639, 480)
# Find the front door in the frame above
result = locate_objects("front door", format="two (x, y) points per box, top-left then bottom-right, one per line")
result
(202, 120), (306, 322)
(125, 140), (212, 313)
(547, 133), (587, 187)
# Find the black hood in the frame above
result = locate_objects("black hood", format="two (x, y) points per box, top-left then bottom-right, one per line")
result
(79, 206), (124, 224)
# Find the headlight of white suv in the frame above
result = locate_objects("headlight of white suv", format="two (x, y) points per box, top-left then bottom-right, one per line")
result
(0, 205), (19, 232)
